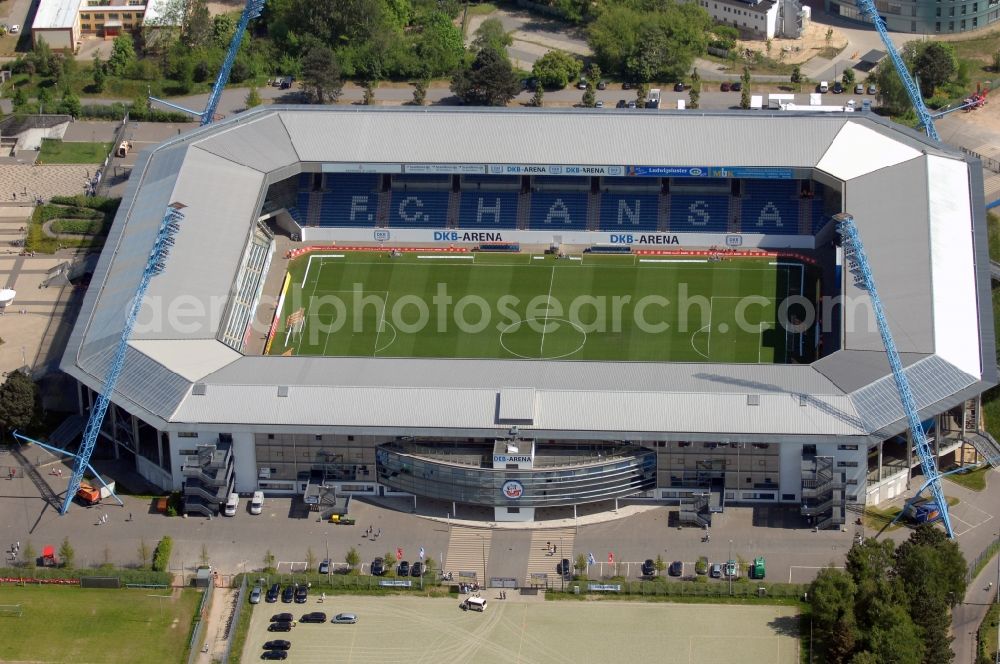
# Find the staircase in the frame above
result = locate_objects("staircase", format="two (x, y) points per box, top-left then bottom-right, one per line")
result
(444, 527), (492, 581)
(966, 431), (1000, 468)
(306, 191), (322, 227)
(516, 192), (532, 230)
(679, 492), (712, 527)
(798, 198), (812, 234)
(524, 528), (575, 587)
(801, 455), (845, 530)
(586, 191), (601, 230)
(658, 192), (671, 231)
(376, 191), (391, 227)
(446, 191), (462, 228)
(728, 196), (741, 233)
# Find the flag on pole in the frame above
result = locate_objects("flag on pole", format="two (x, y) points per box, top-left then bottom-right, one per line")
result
(397, 547), (403, 560)
(587, 552), (596, 566)
(608, 552), (615, 563)
(419, 547), (425, 560)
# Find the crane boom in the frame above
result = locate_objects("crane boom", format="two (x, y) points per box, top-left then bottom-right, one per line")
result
(201, 0), (265, 126)
(854, 0), (939, 141)
(60, 205), (185, 514)
(834, 212), (954, 537)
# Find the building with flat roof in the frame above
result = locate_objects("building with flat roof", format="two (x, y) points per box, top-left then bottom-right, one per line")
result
(32, 0), (175, 49)
(60, 107), (997, 524)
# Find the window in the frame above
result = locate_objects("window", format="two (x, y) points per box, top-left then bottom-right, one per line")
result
(974, 16), (979, 24)
(347, 436), (355, 441)
(507, 507), (520, 514)
(782, 493), (796, 500)
(936, 20), (942, 28)
(179, 449), (198, 456)
(82, 23), (92, 29)
(267, 434), (274, 440)
(838, 444), (858, 450)
(949, 7), (955, 15)
(94, 13), (104, 18)
(315, 435), (323, 441)
(962, 5), (967, 13)
(950, 19), (955, 28)
(837, 461), (860, 468)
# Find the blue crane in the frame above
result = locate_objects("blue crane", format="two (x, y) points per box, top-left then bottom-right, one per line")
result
(57, 204), (186, 515)
(834, 212), (955, 538)
(855, 0), (939, 141)
(148, 0), (265, 125)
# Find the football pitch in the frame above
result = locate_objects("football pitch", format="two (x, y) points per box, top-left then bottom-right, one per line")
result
(267, 252), (811, 363)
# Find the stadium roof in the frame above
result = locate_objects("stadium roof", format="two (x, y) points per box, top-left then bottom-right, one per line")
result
(62, 107), (996, 442)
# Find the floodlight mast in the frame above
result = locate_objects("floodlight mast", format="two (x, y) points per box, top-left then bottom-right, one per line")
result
(60, 205), (185, 515)
(834, 212), (954, 537)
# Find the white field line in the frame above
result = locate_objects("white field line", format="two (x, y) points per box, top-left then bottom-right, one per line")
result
(416, 255), (474, 260)
(539, 265), (557, 357)
(301, 254), (344, 288)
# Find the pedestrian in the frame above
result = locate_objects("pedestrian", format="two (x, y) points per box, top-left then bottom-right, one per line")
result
(15, 541), (19, 552)
(128, 513), (132, 522)
(546, 541), (551, 555)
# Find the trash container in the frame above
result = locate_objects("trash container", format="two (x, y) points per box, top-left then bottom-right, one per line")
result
(574, 585), (580, 595)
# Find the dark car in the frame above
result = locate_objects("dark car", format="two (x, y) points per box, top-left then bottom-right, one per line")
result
(833, 81), (844, 94)
(266, 583), (280, 603)
(319, 559), (331, 575)
(271, 613), (293, 623)
(720, 82), (731, 92)
(263, 640), (291, 650)
(597, 80), (607, 90)
(294, 585), (308, 603)
(397, 560), (410, 576)
(710, 563), (723, 578)
(281, 585), (294, 603)
(556, 558), (572, 578)
(731, 81), (742, 91)
(300, 611), (326, 623)
(411, 561), (424, 577)
(622, 81), (632, 90)
(371, 557), (385, 576)
(668, 561), (684, 577)
(615, 99), (627, 108)
(641, 559), (656, 577)
(261, 651), (288, 661)
(673, 82), (685, 92)
(268, 621), (293, 632)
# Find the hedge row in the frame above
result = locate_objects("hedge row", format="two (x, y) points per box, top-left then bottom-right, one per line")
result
(0, 566), (171, 585)
(79, 103), (191, 123)
(152, 536), (172, 573)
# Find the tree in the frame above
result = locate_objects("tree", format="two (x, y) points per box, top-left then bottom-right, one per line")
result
(688, 87), (699, 109)
(842, 67), (855, 88)
(37, 86), (53, 112)
(58, 537), (75, 569)
(60, 92), (81, 117)
(472, 17), (512, 55)
(913, 41), (957, 97)
(636, 83), (648, 108)
(871, 57), (909, 114)
(654, 554), (666, 575)
(849, 652), (880, 664)
(182, 0), (212, 49)
(740, 87), (751, 110)
(415, 12), (466, 76)
(245, 87), (262, 109)
(383, 551), (397, 575)
(107, 34), (136, 77)
(532, 50), (582, 89)
(0, 371), (38, 433)
(412, 79), (428, 106)
(846, 538), (904, 628)
(301, 45), (343, 104)
(12, 86), (27, 109)
(810, 568), (857, 663)
(450, 46), (521, 106)
(212, 12), (237, 48)
(791, 65), (802, 84)
(530, 81), (544, 107)
(865, 600), (925, 664)
(137, 539), (151, 569)
(825, 27), (834, 43)
(345, 547), (360, 572)
(263, 550), (276, 572)
(23, 541), (36, 570)
(362, 81), (376, 105)
(92, 54), (106, 92)
(574, 553), (587, 575)
(582, 84), (596, 107)
(741, 66), (751, 88)
(306, 547), (316, 571)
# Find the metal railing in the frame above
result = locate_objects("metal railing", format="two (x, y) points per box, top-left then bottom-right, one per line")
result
(966, 535), (1000, 584)
(186, 578), (214, 664)
(221, 575), (248, 664)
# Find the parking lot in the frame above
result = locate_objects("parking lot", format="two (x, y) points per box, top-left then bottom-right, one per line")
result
(243, 594), (800, 663)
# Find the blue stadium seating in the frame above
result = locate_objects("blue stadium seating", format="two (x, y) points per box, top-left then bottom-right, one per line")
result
(669, 194), (730, 232)
(388, 190), (451, 228)
(316, 174), (381, 227)
(598, 194), (659, 231)
(741, 180), (797, 234)
(528, 192), (588, 229)
(458, 191), (518, 228)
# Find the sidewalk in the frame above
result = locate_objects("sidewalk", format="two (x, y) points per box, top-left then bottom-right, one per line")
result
(953, 562), (1000, 664)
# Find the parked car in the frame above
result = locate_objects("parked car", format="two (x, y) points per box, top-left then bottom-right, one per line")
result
(263, 640), (291, 650)
(268, 621), (293, 632)
(266, 583), (280, 603)
(270, 613), (293, 623)
(332, 613), (358, 624)
(223, 492), (238, 517)
(595, 100), (604, 108)
(673, 82), (685, 92)
(622, 81), (632, 90)
(249, 586), (262, 604)
(371, 557), (385, 576)
(249, 491), (264, 515)
(410, 561), (424, 577)
(319, 559), (331, 575)
(710, 563), (723, 578)
(724, 560), (739, 578)
(641, 559), (656, 577)
(615, 99), (627, 108)
(867, 83), (877, 95)
(626, 100), (637, 109)
(294, 585), (308, 603)
(597, 80), (607, 90)
(280, 586), (294, 603)
(397, 560), (410, 576)
(833, 81), (844, 93)
(577, 78), (588, 90)
(720, 82), (731, 92)
(855, 83), (864, 95)
(261, 651), (288, 660)
(300, 611), (326, 623)
(731, 81), (742, 92)
(10, 24), (20, 34)
(668, 561), (684, 577)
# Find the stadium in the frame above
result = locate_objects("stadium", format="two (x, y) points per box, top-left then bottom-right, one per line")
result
(61, 106), (997, 527)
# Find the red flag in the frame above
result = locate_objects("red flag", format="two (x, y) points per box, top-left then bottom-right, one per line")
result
(608, 552), (614, 563)
(397, 547), (403, 560)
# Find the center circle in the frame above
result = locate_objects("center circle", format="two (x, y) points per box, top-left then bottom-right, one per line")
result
(499, 317), (588, 360)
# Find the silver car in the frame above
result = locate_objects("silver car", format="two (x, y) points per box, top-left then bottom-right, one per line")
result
(249, 586), (262, 604)
(332, 613), (357, 624)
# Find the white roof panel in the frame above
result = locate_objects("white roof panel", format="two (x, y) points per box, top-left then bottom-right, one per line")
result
(129, 339), (241, 382)
(33, 0), (83, 30)
(817, 121), (922, 180)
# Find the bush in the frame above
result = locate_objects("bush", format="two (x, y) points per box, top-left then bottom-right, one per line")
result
(50, 219), (104, 235)
(152, 536), (172, 572)
(0, 566), (171, 585)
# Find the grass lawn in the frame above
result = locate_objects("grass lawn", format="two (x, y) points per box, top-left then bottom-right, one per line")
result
(267, 252), (814, 363)
(943, 463), (992, 491)
(0, 586), (201, 664)
(37, 139), (112, 164)
(863, 496), (959, 531)
(983, 212), (1000, 439)
(980, 602), (999, 664)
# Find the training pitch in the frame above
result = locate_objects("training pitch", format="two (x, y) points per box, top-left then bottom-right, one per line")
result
(267, 252), (811, 363)
(244, 594), (800, 664)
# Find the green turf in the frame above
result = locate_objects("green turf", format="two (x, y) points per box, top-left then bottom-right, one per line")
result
(0, 586), (201, 664)
(37, 139), (112, 164)
(267, 252), (809, 362)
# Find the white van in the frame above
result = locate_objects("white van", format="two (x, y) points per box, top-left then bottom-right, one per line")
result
(462, 597), (487, 612)
(223, 493), (239, 517)
(819, 81), (829, 93)
(249, 491), (264, 515)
